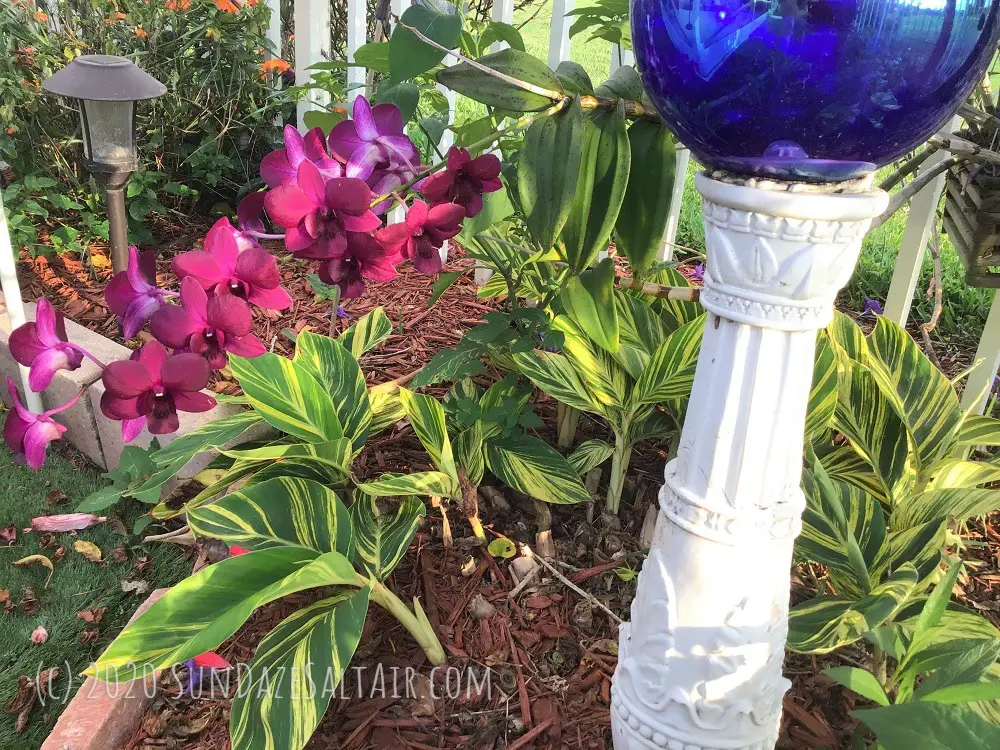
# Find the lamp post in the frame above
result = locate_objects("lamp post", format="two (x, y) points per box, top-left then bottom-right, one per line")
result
(611, 3), (1000, 749)
(42, 55), (165, 273)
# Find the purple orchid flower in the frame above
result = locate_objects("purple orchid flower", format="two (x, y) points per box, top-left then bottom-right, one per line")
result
(329, 96), (420, 213)
(8, 298), (86, 391)
(376, 200), (464, 274)
(264, 164), (382, 259)
(863, 297), (884, 316)
(100, 341), (215, 441)
(260, 125), (342, 189)
(150, 278), (265, 370)
(172, 218), (292, 311)
(419, 146), (502, 218)
(4, 376), (80, 469)
(319, 231), (398, 298)
(105, 246), (173, 339)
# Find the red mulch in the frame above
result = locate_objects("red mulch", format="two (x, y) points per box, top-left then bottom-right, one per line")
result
(14, 235), (998, 749)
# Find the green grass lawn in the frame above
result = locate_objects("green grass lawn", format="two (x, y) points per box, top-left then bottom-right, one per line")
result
(0, 446), (189, 750)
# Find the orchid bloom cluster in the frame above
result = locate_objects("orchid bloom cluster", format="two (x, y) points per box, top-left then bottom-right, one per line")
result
(3, 96), (502, 468)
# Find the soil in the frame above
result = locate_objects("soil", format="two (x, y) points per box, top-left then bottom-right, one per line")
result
(14, 233), (1000, 749)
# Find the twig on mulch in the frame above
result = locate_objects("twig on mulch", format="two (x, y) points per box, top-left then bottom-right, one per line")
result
(535, 554), (622, 625)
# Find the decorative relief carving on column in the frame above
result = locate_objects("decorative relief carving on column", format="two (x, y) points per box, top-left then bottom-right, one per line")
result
(613, 547), (789, 749)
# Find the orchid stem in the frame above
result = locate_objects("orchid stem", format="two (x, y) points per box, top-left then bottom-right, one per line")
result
(248, 230), (286, 241)
(71, 345), (107, 370)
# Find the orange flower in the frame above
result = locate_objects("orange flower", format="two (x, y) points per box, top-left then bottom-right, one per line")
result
(117, 11), (127, 18)
(259, 58), (291, 79)
(246, 0), (258, 6)
(165, 0), (190, 9)
(213, 0), (239, 12)
(136, 27), (147, 38)
(34, 10), (48, 21)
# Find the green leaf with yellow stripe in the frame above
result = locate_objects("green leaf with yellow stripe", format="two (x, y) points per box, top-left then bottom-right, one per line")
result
(151, 460), (262, 519)
(240, 457), (351, 489)
(294, 330), (371, 447)
(612, 291), (670, 378)
(568, 438), (614, 475)
(894, 488), (1000, 531)
(230, 353), (343, 443)
(88, 547), (360, 675)
(339, 307), (392, 358)
(867, 317), (962, 475)
(955, 414), (1000, 448)
(806, 334), (838, 438)
(369, 387), (406, 436)
(357, 471), (460, 499)
(400, 389), (458, 481)
(512, 349), (605, 415)
(632, 314), (705, 406)
(220, 438), (351, 465)
(788, 563), (920, 653)
(349, 494), (425, 580)
(820, 445), (889, 502)
(188, 477), (353, 556)
(229, 588), (370, 750)
(871, 519), (947, 583)
(485, 434), (590, 505)
(552, 314), (626, 411)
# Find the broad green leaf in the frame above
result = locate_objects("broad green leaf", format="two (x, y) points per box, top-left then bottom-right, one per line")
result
(512, 349), (604, 415)
(820, 445), (888, 502)
(428, 271), (465, 307)
(833, 361), (910, 502)
(151, 461), (262, 519)
(518, 97), (584, 249)
(788, 564), (919, 653)
(928, 458), (1000, 490)
(918, 681), (1000, 705)
(955, 414), (1000, 447)
(488, 537), (517, 558)
(823, 666), (890, 706)
(349, 494), (425, 580)
(188, 477), (353, 556)
(867, 317), (962, 474)
(389, 5), (462, 81)
(357, 471), (460, 499)
(373, 78), (419, 121)
(798, 461), (883, 598)
(220, 438), (350, 467)
(562, 101), (630, 272)
(914, 640), (1000, 700)
(854, 702), (1000, 750)
(240, 456), (351, 489)
(912, 557), (965, 648)
(827, 311), (867, 363)
(871, 519), (947, 583)
(612, 291), (671, 377)
(568, 439), (615, 475)
(554, 60), (593, 94)
(895, 487), (1000, 530)
(230, 354), (343, 443)
(458, 188), (514, 239)
(614, 120), (676, 279)
(294, 330), (371, 447)
(88, 547), (359, 675)
(339, 307), (393, 358)
(633, 315), (705, 406)
(594, 65), (643, 99)
(807, 334), (839, 438)
(560, 259), (620, 353)
(437, 48), (562, 112)
(400, 389), (458, 480)
(485, 434), (590, 505)
(551, 314), (627, 412)
(480, 20), (525, 52)
(352, 41), (390, 73)
(453, 423), (485, 486)
(229, 589), (370, 750)
(369, 387), (406, 436)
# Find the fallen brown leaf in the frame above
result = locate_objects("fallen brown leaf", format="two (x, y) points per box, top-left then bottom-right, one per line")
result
(5, 667), (59, 733)
(18, 588), (39, 616)
(51, 546), (66, 564)
(45, 489), (68, 505)
(76, 607), (105, 624)
(121, 579), (150, 595)
(73, 541), (103, 563)
(112, 546), (128, 564)
(13, 554), (54, 588)
(79, 626), (100, 645)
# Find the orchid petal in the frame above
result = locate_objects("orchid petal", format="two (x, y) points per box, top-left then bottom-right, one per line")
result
(371, 103), (405, 135)
(22, 421), (62, 470)
(246, 284), (293, 311)
(328, 120), (364, 163)
(341, 212), (382, 233)
(33, 298), (63, 347)
(121, 295), (162, 339)
(205, 218), (240, 275)
(121, 417), (146, 443)
(172, 250), (224, 288)
(150, 305), (197, 350)
(171, 390), (217, 413)
(297, 160), (327, 207)
(224, 333), (266, 358)
(283, 124), (306, 170)
(135, 341), (170, 380)
(235, 247), (281, 290)
(147, 409), (180, 436)
(260, 149), (295, 189)
(206, 294), (253, 338)
(8, 323), (46, 366)
(352, 96), (379, 141)
(264, 184), (314, 228)
(161, 353), (211, 393)
(237, 192), (267, 233)
(103, 360), (152, 399)
(27, 347), (73, 392)
(125, 246), (154, 293)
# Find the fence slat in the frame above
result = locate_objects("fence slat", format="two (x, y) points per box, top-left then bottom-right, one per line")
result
(266, 0), (282, 60)
(962, 291), (1000, 415)
(346, 0), (367, 104)
(547, 0), (573, 69)
(660, 147), (689, 262)
(295, 0), (332, 129)
(491, 0), (515, 52)
(610, 45), (635, 74)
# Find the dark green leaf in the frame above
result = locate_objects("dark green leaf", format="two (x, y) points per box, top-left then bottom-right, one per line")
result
(555, 61), (594, 94)
(429, 271), (466, 307)
(389, 5), (462, 81)
(374, 79), (420, 122)
(437, 48), (563, 112)
(854, 702), (1000, 749)
(560, 258), (620, 353)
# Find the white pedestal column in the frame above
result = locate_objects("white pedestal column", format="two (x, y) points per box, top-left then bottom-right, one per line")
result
(611, 172), (888, 750)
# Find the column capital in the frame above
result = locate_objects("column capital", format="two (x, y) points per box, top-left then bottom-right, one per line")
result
(696, 173), (888, 331)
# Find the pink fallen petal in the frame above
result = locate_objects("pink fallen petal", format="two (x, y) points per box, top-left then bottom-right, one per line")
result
(192, 651), (231, 669)
(30, 513), (106, 533)
(229, 545), (250, 556)
(30, 625), (48, 644)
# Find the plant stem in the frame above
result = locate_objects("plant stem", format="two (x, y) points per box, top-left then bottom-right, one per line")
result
(369, 580), (447, 666)
(872, 645), (888, 687)
(556, 403), (580, 449)
(605, 430), (631, 514)
(458, 470), (487, 544)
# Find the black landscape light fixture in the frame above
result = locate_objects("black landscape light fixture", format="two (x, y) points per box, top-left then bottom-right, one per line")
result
(42, 55), (166, 272)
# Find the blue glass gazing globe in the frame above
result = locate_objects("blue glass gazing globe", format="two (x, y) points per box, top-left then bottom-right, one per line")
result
(632, 0), (1000, 181)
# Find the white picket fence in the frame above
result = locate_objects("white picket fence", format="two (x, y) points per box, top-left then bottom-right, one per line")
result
(264, 1), (1000, 415)
(268, 0), (688, 262)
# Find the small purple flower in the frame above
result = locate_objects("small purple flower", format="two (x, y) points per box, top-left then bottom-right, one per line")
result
(100, 341), (215, 441)
(336, 306), (349, 319)
(693, 263), (704, 282)
(172, 217), (292, 311)
(150, 278), (265, 370)
(4, 376), (80, 470)
(105, 247), (172, 339)
(264, 164), (382, 260)
(8, 298), (85, 391)
(863, 297), (884, 317)
(260, 125), (342, 189)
